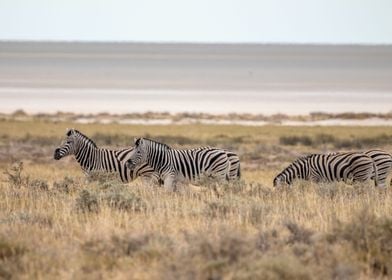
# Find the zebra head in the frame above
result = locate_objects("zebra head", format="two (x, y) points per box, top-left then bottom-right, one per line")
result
(54, 129), (82, 160)
(126, 138), (147, 170)
(273, 156), (310, 187)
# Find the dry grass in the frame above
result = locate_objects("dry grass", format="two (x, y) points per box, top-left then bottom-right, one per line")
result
(0, 118), (392, 279)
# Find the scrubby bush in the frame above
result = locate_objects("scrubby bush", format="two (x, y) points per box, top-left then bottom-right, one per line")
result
(53, 176), (78, 193)
(3, 162), (27, 188)
(329, 208), (392, 277)
(29, 178), (50, 191)
(103, 185), (146, 212)
(279, 135), (313, 146)
(75, 190), (100, 213)
(87, 171), (121, 184)
(0, 238), (27, 260)
(279, 133), (392, 149)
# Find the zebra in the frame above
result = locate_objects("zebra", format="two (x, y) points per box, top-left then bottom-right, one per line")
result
(273, 152), (379, 187)
(53, 129), (160, 184)
(125, 138), (236, 191)
(365, 149), (392, 188)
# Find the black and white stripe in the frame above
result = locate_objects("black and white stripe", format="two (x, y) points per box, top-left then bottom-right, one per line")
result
(365, 149), (392, 188)
(273, 152), (378, 187)
(225, 150), (241, 180)
(126, 138), (235, 190)
(54, 129), (160, 184)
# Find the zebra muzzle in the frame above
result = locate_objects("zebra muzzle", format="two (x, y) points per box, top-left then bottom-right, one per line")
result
(54, 148), (62, 160)
(126, 160), (135, 170)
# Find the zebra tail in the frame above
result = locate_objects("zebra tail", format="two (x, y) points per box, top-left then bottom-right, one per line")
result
(372, 159), (379, 187)
(237, 163), (241, 179)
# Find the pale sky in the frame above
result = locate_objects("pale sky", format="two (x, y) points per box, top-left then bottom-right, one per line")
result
(0, 0), (391, 44)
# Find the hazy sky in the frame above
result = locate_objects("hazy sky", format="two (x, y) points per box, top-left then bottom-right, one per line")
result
(1, 0), (391, 44)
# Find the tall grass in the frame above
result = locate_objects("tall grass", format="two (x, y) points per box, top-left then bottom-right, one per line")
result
(0, 119), (391, 278)
(0, 163), (391, 279)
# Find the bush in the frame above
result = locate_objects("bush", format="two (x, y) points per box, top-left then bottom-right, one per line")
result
(29, 178), (49, 191)
(279, 136), (313, 146)
(0, 238), (26, 260)
(3, 162), (27, 188)
(87, 171), (121, 184)
(279, 133), (392, 149)
(103, 186), (146, 212)
(234, 255), (312, 280)
(329, 208), (392, 277)
(53, 176), (78, 193)
(75, 190), (100, 213)
(285, 222), (314, 245)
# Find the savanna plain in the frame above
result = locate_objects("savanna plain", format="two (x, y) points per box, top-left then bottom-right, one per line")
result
(1, 115), (392, 280)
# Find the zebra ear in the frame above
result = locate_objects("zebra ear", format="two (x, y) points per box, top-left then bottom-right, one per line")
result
(66, 128), (73, 136)
(134, 138), (143, 146)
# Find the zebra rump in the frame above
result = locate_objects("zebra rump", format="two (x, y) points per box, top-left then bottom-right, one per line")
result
(365, 149), (392, 188)
(225, 150), (241, 180)
(54, 129), (160, 184)
(273, 152), (378, 187)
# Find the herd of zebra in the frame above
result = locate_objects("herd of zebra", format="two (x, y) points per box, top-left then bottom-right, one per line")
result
(54, 129), (392, 190)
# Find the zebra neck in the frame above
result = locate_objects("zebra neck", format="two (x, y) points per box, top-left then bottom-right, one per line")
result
(75, 144), (97, 171)
(146, 145), (169, 173)
(75, 145), (118, 173)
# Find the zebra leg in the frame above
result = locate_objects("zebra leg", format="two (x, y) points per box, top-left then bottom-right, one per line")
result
(140, 176), (161, 187)
(163, 175), (177, 192)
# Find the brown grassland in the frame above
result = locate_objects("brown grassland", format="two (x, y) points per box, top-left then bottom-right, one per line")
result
(0, 117), (392, 279)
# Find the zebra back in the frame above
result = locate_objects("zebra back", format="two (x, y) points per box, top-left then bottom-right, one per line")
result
(307, 152), (376, 183)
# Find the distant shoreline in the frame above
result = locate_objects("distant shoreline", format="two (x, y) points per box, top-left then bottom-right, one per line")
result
(4, 110), (392, 126)
(1, 88), (391, 116)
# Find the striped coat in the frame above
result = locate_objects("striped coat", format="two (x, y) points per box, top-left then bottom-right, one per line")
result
(54, 129), (160, 184)
(273, 152), (378, 187)
(126, 138), (236, 190)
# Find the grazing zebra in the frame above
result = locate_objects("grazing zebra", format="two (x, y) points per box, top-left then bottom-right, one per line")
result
(126, 138), (234, 191)
(54, 129), (160, 184)
(273, 152), (379, 187)
(365, 149), (392, 188)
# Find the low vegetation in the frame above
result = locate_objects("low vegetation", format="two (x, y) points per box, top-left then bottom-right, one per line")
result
(0, 115), (391, 279)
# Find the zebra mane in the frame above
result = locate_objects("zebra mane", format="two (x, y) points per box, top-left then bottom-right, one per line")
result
(297, 154), (312, 161)
(140, 138), (171, 150)
(281, 154), (312, 170)
(71, 129), (98, 148)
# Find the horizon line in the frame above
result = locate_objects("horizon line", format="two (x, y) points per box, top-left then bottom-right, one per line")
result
(1, 39), (392, 47)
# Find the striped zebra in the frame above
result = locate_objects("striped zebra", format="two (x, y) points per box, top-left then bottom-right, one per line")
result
(126, 138), (237, 191)
(273, 152), (379, 187)
(54, 129), (160, 184)
(365, 149), (392, 188)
